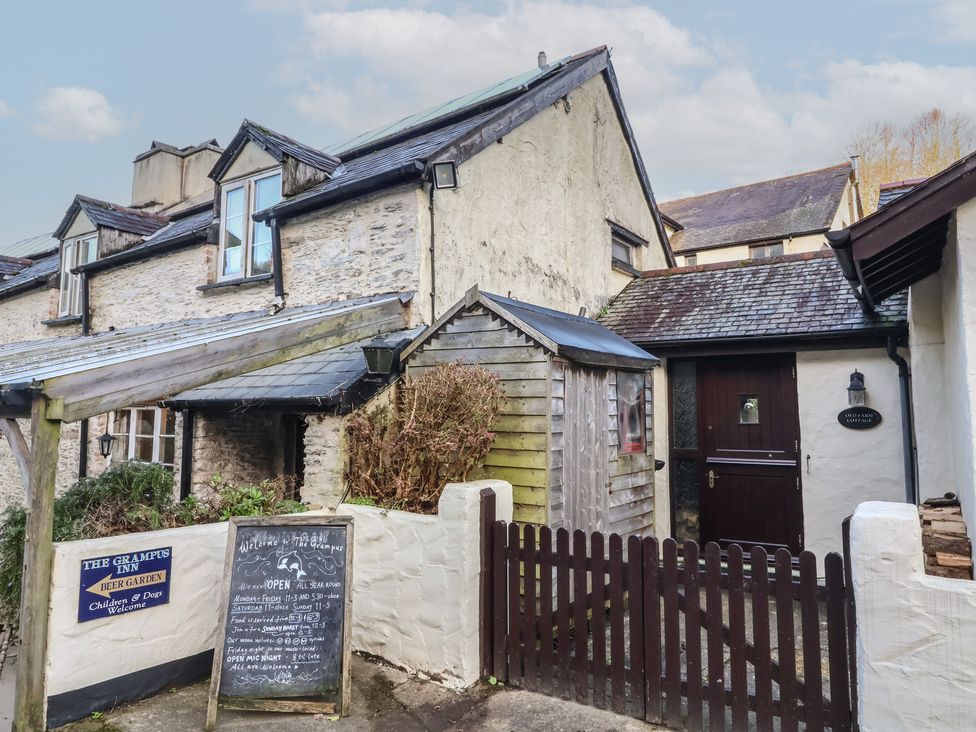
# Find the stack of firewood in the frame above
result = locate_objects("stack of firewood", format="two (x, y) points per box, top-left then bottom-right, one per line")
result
(919, 501), (973, 580)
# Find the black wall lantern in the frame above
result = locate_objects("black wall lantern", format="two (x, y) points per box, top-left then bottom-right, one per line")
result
(847, 369), (866, 406)
(432, 160), (458, 190)
(362, 335), (414, 377)
(98, 430), (115, 458)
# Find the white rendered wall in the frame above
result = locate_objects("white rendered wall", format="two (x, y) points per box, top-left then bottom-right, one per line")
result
(338, 480), (513, 688)
(851, 501), (976, 731)
(796, 349), (906, 562)
(652, 362), (671, 539)
(46, 521), (229, 697)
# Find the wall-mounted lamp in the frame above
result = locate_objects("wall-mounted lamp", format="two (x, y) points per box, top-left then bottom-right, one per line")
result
(98, 431), (116, 458)
(432, 161), (458, 190)
(362, 336), (413, 376)
(847, 369), (866, 406)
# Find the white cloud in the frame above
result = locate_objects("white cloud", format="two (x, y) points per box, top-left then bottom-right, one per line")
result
(0, 101), (12, 118)
(272, 1), (976, 198)
(931, 0), (976, 42)
(30, 86), (123, 142)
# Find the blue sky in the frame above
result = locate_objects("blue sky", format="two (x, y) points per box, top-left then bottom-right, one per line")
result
(1, 0), (974, 244)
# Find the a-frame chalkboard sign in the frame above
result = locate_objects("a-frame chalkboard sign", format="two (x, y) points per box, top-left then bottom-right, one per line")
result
(206, 515), (353, 729)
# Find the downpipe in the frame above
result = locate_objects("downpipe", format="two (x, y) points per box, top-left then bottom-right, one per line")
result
(886, 337), (918, 505)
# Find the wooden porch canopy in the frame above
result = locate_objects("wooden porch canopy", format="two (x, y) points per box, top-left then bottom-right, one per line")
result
(827, 150), (976, 309)
(2, 291), (410, 731)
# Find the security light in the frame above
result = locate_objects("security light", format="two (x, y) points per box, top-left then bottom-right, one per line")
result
(432, 161), (458, 190)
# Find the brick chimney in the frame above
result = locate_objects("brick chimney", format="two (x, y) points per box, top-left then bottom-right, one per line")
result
(131, 139), (223, 212)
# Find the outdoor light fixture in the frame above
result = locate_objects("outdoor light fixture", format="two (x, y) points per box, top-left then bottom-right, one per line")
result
(847, 370), (866, 406)
(98, 431), (115, 458)
(362, 337), (399, 375)
(432, 160), (458, 189)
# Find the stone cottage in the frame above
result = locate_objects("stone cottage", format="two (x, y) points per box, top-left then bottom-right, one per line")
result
(0, 45), (673, 512)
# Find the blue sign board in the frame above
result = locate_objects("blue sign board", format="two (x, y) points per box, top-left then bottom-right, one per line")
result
(78, 546), (172, 623)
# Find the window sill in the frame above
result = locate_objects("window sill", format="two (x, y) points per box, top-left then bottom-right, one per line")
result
(197, 273), (274, 292)
(611, 259), (640, 278)
(42, 314), (82, 328)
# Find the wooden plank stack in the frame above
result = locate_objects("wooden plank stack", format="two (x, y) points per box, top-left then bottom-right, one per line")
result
(919, 504), (973, 580)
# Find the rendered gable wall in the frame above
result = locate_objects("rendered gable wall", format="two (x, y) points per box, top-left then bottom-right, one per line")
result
(221, 141), (278, 182)
(429, 74), (667, 317)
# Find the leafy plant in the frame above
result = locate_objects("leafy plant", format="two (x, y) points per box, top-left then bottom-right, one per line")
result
(345, 362), (505, 514)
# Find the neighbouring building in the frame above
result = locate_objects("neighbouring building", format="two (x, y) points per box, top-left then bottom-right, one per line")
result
(0, 46), (673, 513)
(661, 162), (862, 267)
(601, 250), (909, 561)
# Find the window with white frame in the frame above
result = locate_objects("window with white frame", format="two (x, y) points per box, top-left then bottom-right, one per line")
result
(108, 407), (176, 471)
(219, 170), (282, 279)
(58, 235), (97, 316)
(748, 241), (784, 259)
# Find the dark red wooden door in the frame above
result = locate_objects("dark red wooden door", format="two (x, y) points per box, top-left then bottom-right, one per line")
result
(699, 354), (803, 553)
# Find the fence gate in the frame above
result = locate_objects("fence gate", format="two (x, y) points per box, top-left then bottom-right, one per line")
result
(480, 520), (856, 731)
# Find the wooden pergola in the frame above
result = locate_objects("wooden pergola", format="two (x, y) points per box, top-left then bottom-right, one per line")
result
(0, 294), (409, 731)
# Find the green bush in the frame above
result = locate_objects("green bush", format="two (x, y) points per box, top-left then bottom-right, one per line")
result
(0, 462), (307, 628)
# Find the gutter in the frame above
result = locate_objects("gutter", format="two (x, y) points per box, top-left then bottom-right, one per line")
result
(826, 228), (875, 313)
(254, 161), (426, 225)
(886, 336), (918, 505)
(76, 228), (210, 274)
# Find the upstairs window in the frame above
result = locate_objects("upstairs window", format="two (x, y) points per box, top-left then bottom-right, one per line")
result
(608, 221), (646, 275)
(684, 254), (697, 266)
(748, 241), (784, 259)
(219, 171), (282, 280)
(108, 407), (176, 471)
(58, 234), (97, 316)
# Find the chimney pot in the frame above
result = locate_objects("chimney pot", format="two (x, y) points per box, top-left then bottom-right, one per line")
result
(538, 51), (548, 69)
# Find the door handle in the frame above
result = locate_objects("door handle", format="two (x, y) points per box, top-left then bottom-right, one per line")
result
(708, 469), (719, 488)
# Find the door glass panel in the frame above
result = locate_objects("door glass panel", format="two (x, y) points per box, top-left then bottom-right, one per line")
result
(673, 459), (700, 543)
(739, 395), (760, 424)
(671, 361), (697, 449)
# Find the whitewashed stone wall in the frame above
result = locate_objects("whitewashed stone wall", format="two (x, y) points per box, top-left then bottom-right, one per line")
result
(851, 501), (976, 730)
(191, 412), (282, 497)
(0, 287), (68, 345)
(338, 480), (513, 688)
(0, 419), (84, 511)
(46, 521), (228, 699)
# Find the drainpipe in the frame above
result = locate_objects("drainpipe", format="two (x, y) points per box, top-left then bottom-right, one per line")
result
(80, 271), (91, 335)
(887, 336), (917, 504)
(270, 216), (285, 301)
(427, 182), (436, 323)
(78, 419), (88, 479)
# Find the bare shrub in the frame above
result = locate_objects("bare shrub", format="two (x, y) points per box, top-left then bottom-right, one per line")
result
(345, 362), (506, 513)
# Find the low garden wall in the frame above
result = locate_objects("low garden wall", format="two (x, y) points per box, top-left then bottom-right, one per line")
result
(41, 479), (512, 725)
(850, 501), (976, 731)
(339, 479), (513, 688)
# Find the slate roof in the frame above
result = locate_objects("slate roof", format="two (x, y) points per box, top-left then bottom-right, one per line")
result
(210, 120), (342, 182)
(165, 327), (424, 409)
(0, 257), (30, 278)
(0, 253), (59, 299)
(878, 178), (927, 208)
(0, 233), (58, 259)
(600, 251), (907, 347)
(661, 163), (853, 254)
(53, 195), (169, 240)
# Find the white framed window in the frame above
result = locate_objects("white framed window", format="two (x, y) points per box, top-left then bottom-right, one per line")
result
(218, 170), (282, 280)
(684, 254), (697, 266)
(748, 241), (784, 259)
(108, 407), (176, 471)
(611, 233), (635, 267)
(58, 234), (97, 316)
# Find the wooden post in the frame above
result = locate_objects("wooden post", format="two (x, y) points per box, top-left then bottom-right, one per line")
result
(13, 395), (61, 732)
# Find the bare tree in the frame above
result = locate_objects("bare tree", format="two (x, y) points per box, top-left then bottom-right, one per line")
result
(847, 108), (974, 213)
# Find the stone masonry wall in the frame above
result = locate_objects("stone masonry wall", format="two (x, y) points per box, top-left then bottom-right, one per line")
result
(191, 411), (283, 497)
(0, 419), (83, 512)
(0, 287), (71, 345)
(88, 184), (423, 333)
(302, 414), (347, 509)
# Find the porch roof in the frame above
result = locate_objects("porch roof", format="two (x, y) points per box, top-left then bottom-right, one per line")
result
(0, 292), (410, 422)
(163, 326), (424, 411)
(600, 251), (907, 353)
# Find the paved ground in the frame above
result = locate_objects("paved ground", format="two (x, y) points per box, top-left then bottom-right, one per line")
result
(46, 655), (666, 732)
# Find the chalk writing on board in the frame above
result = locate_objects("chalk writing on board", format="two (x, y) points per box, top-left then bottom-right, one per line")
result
(219, 526), (347, 699)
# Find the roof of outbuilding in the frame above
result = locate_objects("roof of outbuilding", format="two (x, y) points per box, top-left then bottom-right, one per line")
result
(0, 252), (59, 300)
(600, 251), (907, 348)
(0, 257), (30, 278)
(210, 120), (342, 182)
(660, 163), (853, 254)
(53, 195), (169, 240)
(0, 233), (58, 259)
(165, 326), (424, 410)
(402, 287), (657, 370)
(878, 178), (927, 208)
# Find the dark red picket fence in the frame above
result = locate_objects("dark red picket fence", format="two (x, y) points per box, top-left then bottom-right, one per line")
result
(479, 514), (856, 730)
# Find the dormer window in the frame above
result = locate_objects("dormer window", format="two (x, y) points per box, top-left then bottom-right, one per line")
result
(219, 171), (282, 279)
(58, 234), (97, 316)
